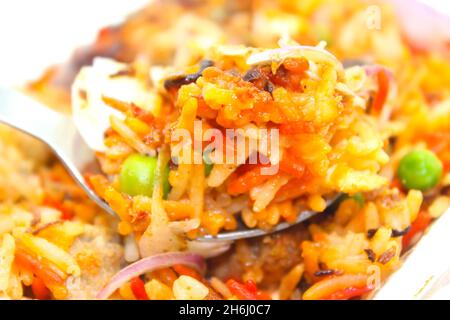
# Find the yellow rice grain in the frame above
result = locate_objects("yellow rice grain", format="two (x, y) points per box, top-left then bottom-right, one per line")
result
(429, 196), (450, 218)
(210, 277), (232, 299)
(17, 233), (80, 276)
(279, 264), (304, 300)
(0, 234), (15, 292)
(145, 279), (174, 300)
(406, 190), (423, 222)
(110, 115), (155, 156)
(119, 282), (135, 300)
(307, 194), (327, 212)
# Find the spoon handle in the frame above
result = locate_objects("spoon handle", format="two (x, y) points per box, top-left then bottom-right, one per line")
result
(0, 86), (70, 143)
(0, 86), (116, 216)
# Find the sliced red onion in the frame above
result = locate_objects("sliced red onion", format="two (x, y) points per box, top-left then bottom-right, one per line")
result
(246, 45), (342, 68)
(96, 252), (205, 299)
(389, 0), (450, 52)
(363, 64), (394, 82)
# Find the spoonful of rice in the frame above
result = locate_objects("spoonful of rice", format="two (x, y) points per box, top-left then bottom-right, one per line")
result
(0, 87), (340, 242)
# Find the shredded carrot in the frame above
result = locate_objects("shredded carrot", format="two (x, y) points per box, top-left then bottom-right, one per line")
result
(275, 177), (309, 201)
(32, 277), (51, 300)
(164, 201), (195, 220)
(87, 175), (109, 199)
(279, 121), (315, 135)
(372, 69), (389, 113)
(301, 241), (321, 282)
(14, 247), (66, 287)
(279, 152), (306, 179)
(227, 164), (272, 195)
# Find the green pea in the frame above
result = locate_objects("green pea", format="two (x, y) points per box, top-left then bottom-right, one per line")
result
(397, 150), (443, 191)
(120, 153), (171, 198)
(119, 154), (158, 197)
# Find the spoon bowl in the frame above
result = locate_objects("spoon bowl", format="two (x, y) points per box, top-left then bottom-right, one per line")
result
(0, 87), (338, 241)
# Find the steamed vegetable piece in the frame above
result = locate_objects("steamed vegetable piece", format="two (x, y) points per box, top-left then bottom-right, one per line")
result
(119, 153), (170, 198)
(397, 150), (443, 191)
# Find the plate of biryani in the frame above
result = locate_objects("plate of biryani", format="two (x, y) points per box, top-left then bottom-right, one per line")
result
(0, 0), (449, 300)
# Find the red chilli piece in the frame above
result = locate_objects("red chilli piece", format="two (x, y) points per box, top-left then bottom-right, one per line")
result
(323, 286), (372, 300)
(172, 264), (202, 281)
(130, 277), (149, 300)
(226, 279), (271, 300)
(244, 280), (258, 293)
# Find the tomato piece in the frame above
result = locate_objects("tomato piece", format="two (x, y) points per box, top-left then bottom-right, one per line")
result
(323, 286), (372, 300)
(402, 211), (433, 249)
(130, 277), (149, 300)
(226, 279), (271, 300)
(32, 277), (51, 300)
(173, 264), (202, 281)
(227, 164), (272, 195)
(372, 69), (390, 113)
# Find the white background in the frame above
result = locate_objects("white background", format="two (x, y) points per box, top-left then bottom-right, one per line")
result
(0, 0), (148, 85)
(0, 0), (449, 85)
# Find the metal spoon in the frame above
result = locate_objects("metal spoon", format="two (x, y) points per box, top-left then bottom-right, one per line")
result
(0, 87), (115, 216)
(0, 87), (339, 241)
